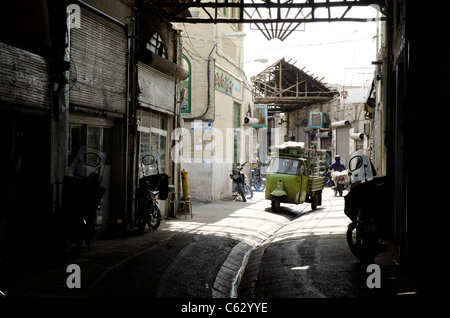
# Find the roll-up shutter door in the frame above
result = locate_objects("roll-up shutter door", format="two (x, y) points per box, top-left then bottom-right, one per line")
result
(0, 42), (50, 109)
(138, 62), (175, 114)
(69, 7), (127, 115)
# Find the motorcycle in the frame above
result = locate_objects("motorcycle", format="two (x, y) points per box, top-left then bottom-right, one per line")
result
(344, 150), (390, 264)
(230, 162), (253, 202)
(251, 166), (266, 192)
(136, 179), (162, 232)
(136, 153), (169, 232)
(62, 146), (106, 251)
(332, 170), (348, 196)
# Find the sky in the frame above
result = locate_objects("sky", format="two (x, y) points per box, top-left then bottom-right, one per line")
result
(243, 6), (381, 88)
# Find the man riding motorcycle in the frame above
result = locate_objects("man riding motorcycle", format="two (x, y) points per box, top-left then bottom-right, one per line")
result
(328, 155), (347, 188)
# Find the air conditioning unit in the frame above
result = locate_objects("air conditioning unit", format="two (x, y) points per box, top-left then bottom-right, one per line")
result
(309, 112), (328, 128)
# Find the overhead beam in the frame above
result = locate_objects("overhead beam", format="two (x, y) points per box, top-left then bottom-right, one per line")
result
(149, 1), (381, 10)
(255, 96), (333, 103)
(168, 16), (384, 24)
(149, 1), (386, 24)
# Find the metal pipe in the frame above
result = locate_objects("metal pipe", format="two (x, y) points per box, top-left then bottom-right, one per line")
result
(73, 0), (126, 27)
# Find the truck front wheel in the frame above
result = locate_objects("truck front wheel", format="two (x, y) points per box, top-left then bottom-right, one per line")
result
(271, 197), (280, 212)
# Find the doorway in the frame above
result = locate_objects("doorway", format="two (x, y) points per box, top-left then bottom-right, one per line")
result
(0, 112), (51, 259)
(69, 123), (112, 230)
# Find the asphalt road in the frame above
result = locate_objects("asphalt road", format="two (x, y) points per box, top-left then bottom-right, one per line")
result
(0, 186), (426, 300)
(1, 188), (296, 298)
(239, 188), (372, 298)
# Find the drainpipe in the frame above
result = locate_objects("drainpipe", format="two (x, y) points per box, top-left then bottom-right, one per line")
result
(184, 42), (218, 122)
(51, 3), (71, 213)
(128, 8), (139, 228)
(124, 14), (136, 228)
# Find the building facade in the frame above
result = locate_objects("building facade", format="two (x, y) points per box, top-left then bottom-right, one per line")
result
(175, 8), (255, 202)
(0, 0), (187, 260)
(286, 85), (372, 167)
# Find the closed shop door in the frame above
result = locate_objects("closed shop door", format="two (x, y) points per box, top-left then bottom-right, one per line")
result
(69, 121), (113, 231)
(69, 7), (127, 114)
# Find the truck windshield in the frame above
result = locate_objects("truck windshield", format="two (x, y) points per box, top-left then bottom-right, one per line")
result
(268, 158), (300, 175)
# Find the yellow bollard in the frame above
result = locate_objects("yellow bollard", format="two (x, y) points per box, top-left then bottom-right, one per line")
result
(181, 169), (192, 216)
(181, 169), (190, 199)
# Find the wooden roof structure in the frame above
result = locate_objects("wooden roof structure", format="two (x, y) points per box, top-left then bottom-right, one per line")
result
(252, 58), (339, 114)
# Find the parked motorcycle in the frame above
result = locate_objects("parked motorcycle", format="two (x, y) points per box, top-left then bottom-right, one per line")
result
(251, 167), (266, 192)
(136, 178), (162, 232)
(62, 146), (106, 251)
(230, 162), (253, 202)
(136, 153), (169, 232)
(344, 150), (390, 264)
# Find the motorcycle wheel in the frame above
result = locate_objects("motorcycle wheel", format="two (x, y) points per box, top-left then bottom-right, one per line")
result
(253, 178), (265, 191)
(271, 197), (280, 212)
(245, 183), (253, 200)
(237, 183), (247, 202)
(346, 223), (362, 260)
(346, 223), (380, 264)
(137, 207), (146, 233)
(150, 205), (161, 230)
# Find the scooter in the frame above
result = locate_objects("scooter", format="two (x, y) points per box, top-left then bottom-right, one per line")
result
(344, 151), (390, 264)
(333, 170), (348, 196)
(230, 162), (252, 202)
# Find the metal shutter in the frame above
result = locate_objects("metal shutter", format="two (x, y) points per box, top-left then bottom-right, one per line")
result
(69, 7), (127, 115)
(137, 62), (175, 114)
(0, 42), (50, 109)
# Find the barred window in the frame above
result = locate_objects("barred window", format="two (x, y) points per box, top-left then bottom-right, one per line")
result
(147, 33), (167, 59)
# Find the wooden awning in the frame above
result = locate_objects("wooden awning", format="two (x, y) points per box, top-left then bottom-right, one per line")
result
(252, 58), (339, 114)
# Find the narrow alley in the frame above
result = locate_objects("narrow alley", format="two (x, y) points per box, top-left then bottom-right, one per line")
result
(1, 188), (428, 301)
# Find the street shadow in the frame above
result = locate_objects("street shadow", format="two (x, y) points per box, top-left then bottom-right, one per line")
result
(264, 204), (322, 219)
(264, 206), (299, 218)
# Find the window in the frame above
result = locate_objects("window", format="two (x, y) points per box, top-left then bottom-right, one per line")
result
(233, 102), (241, 128)
(182, 56), (191, 113)
(147, 33), (167, 59)
(268, 158), (303, 175)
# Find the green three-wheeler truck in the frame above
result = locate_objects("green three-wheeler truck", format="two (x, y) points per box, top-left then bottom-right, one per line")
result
(265, 141), (326, 212)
